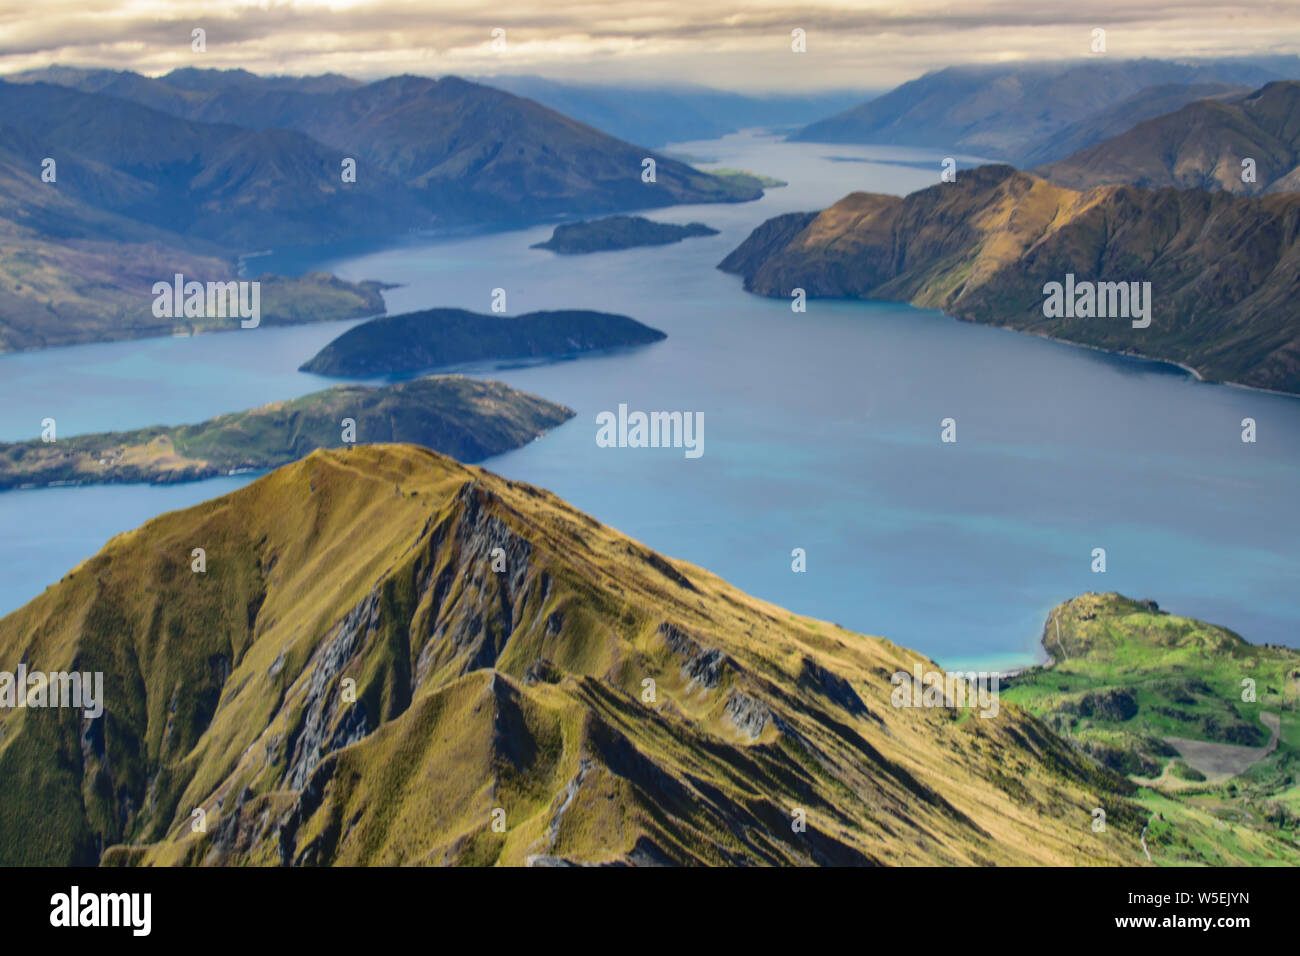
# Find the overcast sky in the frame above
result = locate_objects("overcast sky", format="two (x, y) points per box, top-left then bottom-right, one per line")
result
(1, 1), (1297, 91)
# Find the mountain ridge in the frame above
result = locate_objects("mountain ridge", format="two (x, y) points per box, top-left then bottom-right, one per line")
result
(0, 444), (1142, 866)
(1037, 81), (1300, 195)
(788, 59), (1300, 161)
(718, 165), (1300, 394)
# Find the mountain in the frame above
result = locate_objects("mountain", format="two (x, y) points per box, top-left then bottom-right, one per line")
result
(10, 66), (361, 101)
(531, 216), (718, 254)
(0, 80), (434, 248)
(719, 164), (1300, 394)
(1037, 82), (1300, 195)
(159, 68), (362, 94)
(1017, 83), (1251, 167)
(301, 308), (667, 377)
(8, 69), (763, 223)
(0, 79), (395, 351)
(0, 444), (1142, 865)
(788, 59), (1300, 160)
(0, 377), (572, 490)
(470, 76), (873, 146)
(1007, 593), (1300, 866)
(0, 68), (762, 352)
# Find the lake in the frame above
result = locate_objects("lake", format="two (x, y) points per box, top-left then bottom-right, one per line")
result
(2, 131), (1297, 670)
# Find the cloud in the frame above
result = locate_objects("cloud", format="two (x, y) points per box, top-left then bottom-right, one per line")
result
(0, 0), (1296, 90)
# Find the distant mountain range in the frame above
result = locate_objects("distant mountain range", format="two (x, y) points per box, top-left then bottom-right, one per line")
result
(1016, 83), (1252, 167)
(788, 58), (1300, 163)
(0, 67), (763, 352)
(720, 164), (1300, 394)
(1037, 81), (1300, 195)
(8, 67), (762, 228)
(0, 80), (430, 249)
(0, 443), (1145, 866)
(470, 75), (873, 146)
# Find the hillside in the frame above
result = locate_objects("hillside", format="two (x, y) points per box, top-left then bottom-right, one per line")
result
(719, 165), (1300, 394)
(0, 80), (434, 248)
(0, 444), (1142, 866)
(0, 232), (386, 352)
(531, 216), (718, 254)
(1006, 593), (1300, 865)
(788, 59), (1297, 160)
(301, 308), (667, 377)
(1038, 82), (1300, 195)
(0, 377), (572, 490)
(1017, 83), (1250, 167)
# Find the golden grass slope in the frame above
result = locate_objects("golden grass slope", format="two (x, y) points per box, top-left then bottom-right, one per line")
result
(0, 445), (1143, 866)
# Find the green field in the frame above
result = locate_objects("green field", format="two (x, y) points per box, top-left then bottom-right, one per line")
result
(1004, 592), (1300, 865)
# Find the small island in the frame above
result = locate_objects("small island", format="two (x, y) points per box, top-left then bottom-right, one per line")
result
(0, 376), (572, 491)
(531, 216), (719, 254)
(708, 169), (788, 191)
(300, 307), (666, 377)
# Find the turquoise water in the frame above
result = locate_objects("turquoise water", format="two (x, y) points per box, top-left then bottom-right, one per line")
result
(1, 131), (1297, 669)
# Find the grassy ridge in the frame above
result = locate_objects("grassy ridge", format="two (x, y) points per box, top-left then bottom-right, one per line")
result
(0, 376), (573, 489)
(0, 445), (1143, 866)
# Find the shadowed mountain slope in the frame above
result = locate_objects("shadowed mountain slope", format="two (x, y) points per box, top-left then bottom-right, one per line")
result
(6, 70), (761, 227)
(719, 165), (1300, 394)
(787, 59), (1297, 159)
(1017, 83), (1251, 167)
(1037, 82), (1300, 195)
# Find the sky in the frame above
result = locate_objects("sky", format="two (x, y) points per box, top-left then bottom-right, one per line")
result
(1, 1), (1298, 92)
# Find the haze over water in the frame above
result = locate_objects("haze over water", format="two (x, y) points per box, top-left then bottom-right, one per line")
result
(2, 131), (1297, 669)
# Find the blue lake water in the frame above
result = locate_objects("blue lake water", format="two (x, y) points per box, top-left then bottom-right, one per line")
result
(1, 131), (1297, 670)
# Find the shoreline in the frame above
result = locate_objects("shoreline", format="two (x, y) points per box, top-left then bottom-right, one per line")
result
(1017, 325), (1300, 402)
(951, 312), (1300, 402)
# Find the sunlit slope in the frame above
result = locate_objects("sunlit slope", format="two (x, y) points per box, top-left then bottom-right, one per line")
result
(720, 165), (1300, 394)
(0, 445), (1141, 865)
(1005, 592), (1300, 865)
